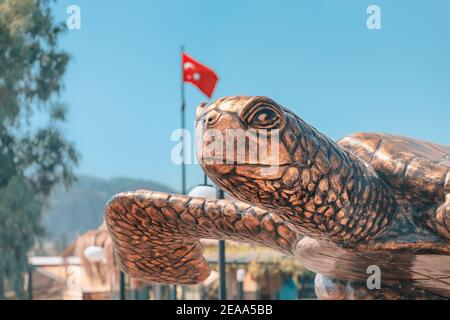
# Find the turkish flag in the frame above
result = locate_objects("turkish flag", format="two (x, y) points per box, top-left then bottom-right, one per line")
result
(182, 52), (218, 98)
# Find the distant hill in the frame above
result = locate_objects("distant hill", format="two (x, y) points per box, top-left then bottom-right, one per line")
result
(42, 175), (175, 241)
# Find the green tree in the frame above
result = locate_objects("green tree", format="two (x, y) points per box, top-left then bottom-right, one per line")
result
(0, 0), (78, 299)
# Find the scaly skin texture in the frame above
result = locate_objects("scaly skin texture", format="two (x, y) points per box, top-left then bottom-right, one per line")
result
(105, 96), (450, 299)
(105, 190), (299, 284)
(198, 97), (398, 246)
(197, 96), (449, 246)
(338, 133), (450, 241)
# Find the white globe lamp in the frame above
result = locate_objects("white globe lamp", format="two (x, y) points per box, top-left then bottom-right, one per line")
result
(84, 245), (106, 263)
(188, 184), (217, 199)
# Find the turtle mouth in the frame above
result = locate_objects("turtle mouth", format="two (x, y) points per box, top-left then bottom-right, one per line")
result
(200, 157), (291, 167)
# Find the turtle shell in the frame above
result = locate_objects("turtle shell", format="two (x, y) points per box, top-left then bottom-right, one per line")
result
(293, 133), (450, 299)
(338, 133), (450, 203)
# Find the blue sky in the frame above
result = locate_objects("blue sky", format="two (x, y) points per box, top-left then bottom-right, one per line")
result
(51, 0), (450, 192)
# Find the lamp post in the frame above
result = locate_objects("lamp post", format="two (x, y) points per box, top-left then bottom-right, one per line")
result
(84, 244), (128, 299)
(119, 271), (126, 300)
(27, 265), (33, 300)
(188, 178), (227, 300)
(236, 268), (246, 300)
(188, 181), (217, 199)
(83, 245), (106, 263)
(216, 188), (227, 300)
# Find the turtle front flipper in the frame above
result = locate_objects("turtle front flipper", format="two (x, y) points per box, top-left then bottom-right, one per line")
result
(104, 190), (300, 284)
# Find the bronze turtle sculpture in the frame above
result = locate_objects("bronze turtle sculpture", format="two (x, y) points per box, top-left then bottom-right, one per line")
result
(105, 96), (450, 299)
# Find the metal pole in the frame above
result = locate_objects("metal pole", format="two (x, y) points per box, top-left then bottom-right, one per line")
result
(171, 285), (178, 300)
(216, 188), (227, 300)
(181, 44), (186, 197)
(175, 45), (187, 301)
(27, 266), (33, 300)
(154, 285), (162, 300)
(236, 268), (245, 300)
(218, 240), (226, 299)
(238, 281), (244, 300)
(119, 271), (126, 300)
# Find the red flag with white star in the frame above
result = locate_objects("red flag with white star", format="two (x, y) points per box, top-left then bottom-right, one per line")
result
(182, 52), (218, 98)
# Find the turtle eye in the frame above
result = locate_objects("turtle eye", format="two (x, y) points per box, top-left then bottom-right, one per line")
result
(204, 110), (221, 126)
(247, 106), (281, 129)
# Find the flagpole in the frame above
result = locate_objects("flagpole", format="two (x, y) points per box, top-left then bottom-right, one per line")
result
(172, 45), (186, 301)
(178, 48), (222, 300)
(181, 45), (186, 196)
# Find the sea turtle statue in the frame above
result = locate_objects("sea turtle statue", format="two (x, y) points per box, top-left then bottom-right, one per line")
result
(105, 96), (450, 299)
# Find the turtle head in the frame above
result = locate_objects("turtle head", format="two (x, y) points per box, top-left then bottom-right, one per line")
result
(195, 96), (329, 208)
(196, 96), (290, 166)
